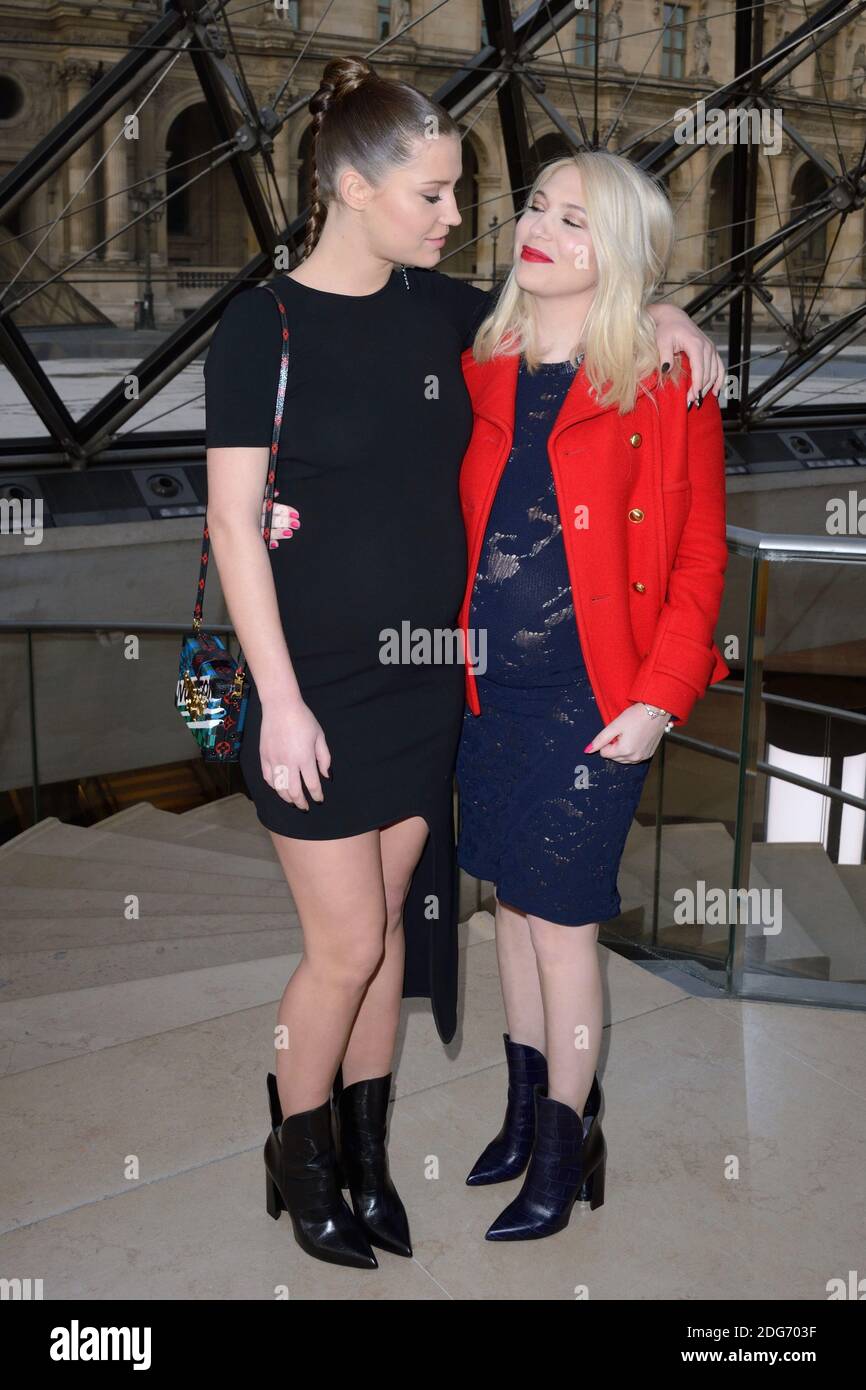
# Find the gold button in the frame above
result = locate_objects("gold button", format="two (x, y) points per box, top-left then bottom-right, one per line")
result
(632, 581), (646, 593)
(628, 507), (645, 522)
(629, 432), (642, 447)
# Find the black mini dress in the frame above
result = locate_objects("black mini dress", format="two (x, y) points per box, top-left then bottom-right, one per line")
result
(203, 268), (490, 1042)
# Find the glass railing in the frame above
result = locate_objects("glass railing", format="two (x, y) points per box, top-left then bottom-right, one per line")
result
(612, 525), (866, 1010)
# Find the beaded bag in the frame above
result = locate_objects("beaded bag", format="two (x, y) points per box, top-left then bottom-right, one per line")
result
(176, 284), (289, 761)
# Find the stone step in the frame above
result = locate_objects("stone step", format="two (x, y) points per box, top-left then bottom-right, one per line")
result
(659, 821), (804, 963)
(0, 909), (301, 954)
(0, 821), (290, 901)
(619, 822), (710, 934)
(837, 863), (866, 921)
(622, 821), (830, 969)
(0, 924), (305, 1000)
(180, 794), (268, 831)
(0, 816), (65, 859)
(1, 884), (297, 921)
(96, 803), (279, 862)
(0, 853), (290, 900)
(0, 819), (287, 883)
(751, 843), (866, 981)
(0, 912), (496, 1077)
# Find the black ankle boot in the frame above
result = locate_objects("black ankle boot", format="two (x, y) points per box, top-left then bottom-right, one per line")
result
(466, 1033), (548, 1185)
(332, 1070), (412, 1258)
(264, 1072), (378, 1269)
(484, 1080), (606, 1241)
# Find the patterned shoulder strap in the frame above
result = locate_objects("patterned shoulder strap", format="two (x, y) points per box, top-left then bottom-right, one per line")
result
(193, 283), (290, 685)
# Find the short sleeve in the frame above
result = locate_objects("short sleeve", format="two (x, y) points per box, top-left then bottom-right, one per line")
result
(448, 277), (492, 351)
(203, 286), (283, 448)
(412, 268), (493, 351)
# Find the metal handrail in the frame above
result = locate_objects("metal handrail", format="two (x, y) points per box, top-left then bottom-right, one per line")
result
(660, 524), (866, 1001)
(726, 524), (866, 563)
(715, 682), (866, 730)
(0, 621), (236, 634)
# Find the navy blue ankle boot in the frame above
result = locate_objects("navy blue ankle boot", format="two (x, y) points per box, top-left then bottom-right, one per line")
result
(484, 1079), (606, 1240)
(466, 1033), (549, 1185)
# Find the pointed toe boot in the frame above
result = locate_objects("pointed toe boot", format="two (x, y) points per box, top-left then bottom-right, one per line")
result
(264, 1072), (378, 1269)
(333, 1071), (412, 1258)
(485, 1080), (606, 1241)
(466, 1033), (548, 1185)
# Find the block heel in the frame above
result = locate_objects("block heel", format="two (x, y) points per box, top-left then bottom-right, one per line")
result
(263, 1071), (378, 1269)
(265, 1168), (283, 1220)
(485, 1080), (607, 1240)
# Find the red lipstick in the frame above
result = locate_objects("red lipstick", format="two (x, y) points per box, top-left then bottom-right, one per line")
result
(521, 245), (554, 263)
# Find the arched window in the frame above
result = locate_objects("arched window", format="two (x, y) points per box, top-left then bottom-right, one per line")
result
(447, 133), (479, 276)
(791, 162), (829, 285)
(527, 132), (572, 183)
(166, 104), (245, 266)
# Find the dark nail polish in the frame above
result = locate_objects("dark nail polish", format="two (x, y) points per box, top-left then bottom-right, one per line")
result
(687, 399), (693, 411)
(661, 360), (670, 372)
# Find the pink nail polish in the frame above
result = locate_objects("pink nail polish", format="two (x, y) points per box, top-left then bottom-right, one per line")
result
(583, 743), (593, 752)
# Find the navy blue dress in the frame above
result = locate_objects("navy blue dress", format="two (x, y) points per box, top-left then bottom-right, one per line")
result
(455, 356), (652, 927)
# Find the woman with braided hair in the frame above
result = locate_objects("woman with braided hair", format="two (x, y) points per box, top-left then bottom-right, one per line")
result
(204, 55), (724, 1269)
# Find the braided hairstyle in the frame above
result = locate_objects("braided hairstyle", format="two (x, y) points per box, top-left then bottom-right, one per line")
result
(303, 55), (459, 261)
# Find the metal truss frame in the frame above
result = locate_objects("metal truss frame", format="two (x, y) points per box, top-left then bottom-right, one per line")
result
(1, 0), (865, 466)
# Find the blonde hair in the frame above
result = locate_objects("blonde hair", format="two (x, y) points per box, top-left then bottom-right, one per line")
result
(472, 150), (682, 414)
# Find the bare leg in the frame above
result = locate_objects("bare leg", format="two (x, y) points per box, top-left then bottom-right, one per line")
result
(268, 827), (387, 1118)
(340, 814), (431, 1086)
(526, 915), (602, 1117)
(494, 895), (545, 1052)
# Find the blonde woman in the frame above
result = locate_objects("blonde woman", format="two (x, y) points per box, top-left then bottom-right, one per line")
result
(453, 151), (730, 1239)
(219, 58), (724, 1266)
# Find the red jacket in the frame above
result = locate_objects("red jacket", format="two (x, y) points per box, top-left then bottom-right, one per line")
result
(457, 348), (730, 728)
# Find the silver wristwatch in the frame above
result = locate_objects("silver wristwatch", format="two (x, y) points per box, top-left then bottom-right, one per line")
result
(641, 702), (675, 733)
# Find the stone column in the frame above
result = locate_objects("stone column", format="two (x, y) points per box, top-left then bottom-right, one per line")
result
(57, 59), (99, 260)
(104, 112), (132, 261)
